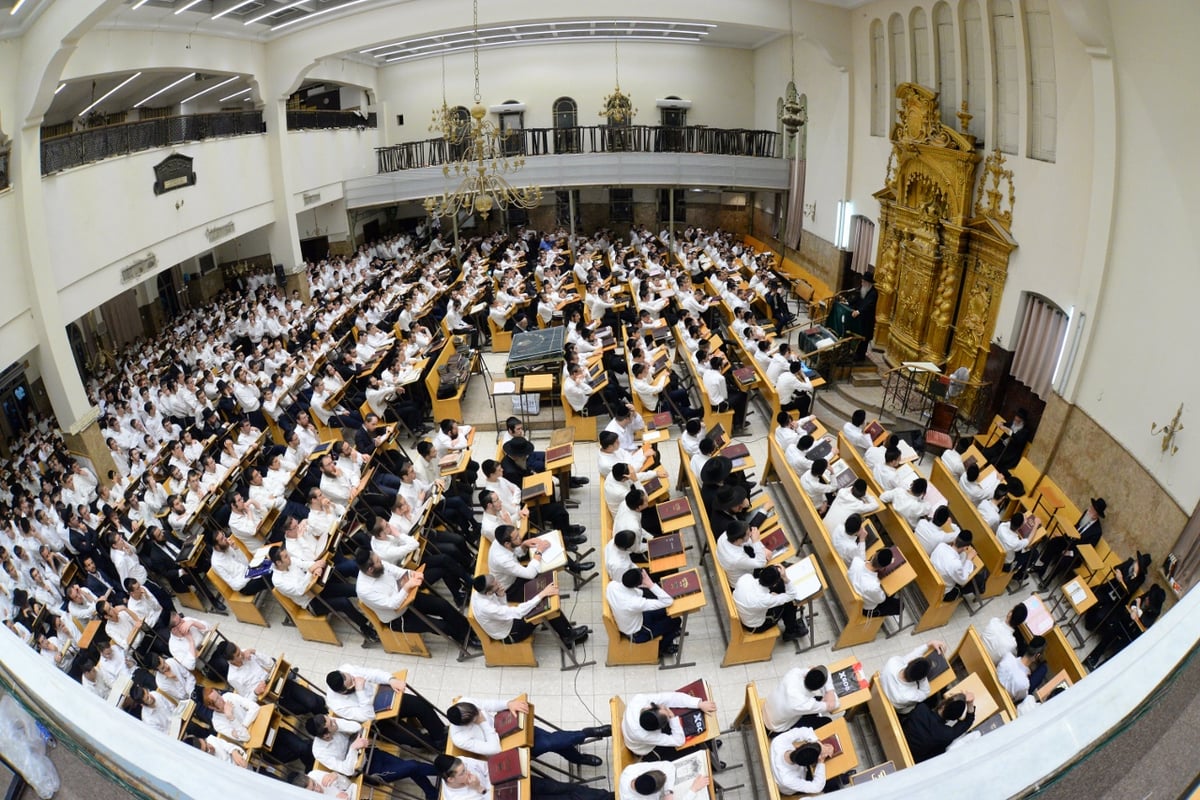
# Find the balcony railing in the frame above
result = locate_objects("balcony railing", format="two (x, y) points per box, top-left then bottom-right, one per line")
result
(287, 109), (378, 131)
(375, 124), (780, 174)
(40, 111), (266, 175)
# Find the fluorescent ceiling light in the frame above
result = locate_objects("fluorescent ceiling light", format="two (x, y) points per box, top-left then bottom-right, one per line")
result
(180, 75), (238, 104)
(244, 0), (305, 25)
(54, 82), (66, 95)
(9, 0), (28, 16)
(131, 0), (152, 9)
(174, 0), (204, 14)
(212, 0), (256, 20)
(362, 20), (713, 52)
(271, 0), (370, 31)
(219, 87), (252, 102)
(78, 72), (142, 117)
(376, 29), (702, 58)
(384, 35), (701, 62)
(134, 72), (196, 107)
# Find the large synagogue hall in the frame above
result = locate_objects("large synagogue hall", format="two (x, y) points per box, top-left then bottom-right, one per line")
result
(0, 1), (1197, 798)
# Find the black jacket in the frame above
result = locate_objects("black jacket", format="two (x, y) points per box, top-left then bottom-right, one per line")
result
(902, 702), (976, 763)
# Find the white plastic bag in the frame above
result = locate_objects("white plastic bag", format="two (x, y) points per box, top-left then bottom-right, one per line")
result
(0, 695), (60, 799)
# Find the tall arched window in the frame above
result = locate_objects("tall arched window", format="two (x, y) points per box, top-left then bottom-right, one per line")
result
(991, 0), (1019, 154)
(870, 19), (887, 136)
(888, 14), (908, 105)
(552, 97), (579, 154)
(1024, 0), (1057, 161)
(933, 2), (959, 129)
(911, 8), (932, 89)
(961, 0), (987, 142)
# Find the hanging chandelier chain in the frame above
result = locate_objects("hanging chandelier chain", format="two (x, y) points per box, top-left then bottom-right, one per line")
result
(472, 0), (481, 104)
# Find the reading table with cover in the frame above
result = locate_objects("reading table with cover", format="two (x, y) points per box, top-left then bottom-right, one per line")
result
(660, 567), (707, 671)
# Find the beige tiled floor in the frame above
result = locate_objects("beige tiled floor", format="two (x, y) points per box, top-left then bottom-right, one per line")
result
(192, 354), (1055, 796)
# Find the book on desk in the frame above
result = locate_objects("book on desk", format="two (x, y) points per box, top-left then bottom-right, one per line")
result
(801, 418), (819, 435)
(657, 497), (692, 523)
(643, 475), (664, 498)
(733, 366), (757, 385)
(533, 530), (567, 572)
(785, 558), (823, 601)
(864, 420), (887, 444)
(874, 546), (907, 579)
(822, 733), (844, 758)
(706, 423), (728, 451)
(647, 532), (684, 559)
(487, 747), (529, 784)
(806, 437), (834, 463)
(850, 762), (896, 785)
(373, 685), (395, 714)
(493, 708), (526, 738)
(649, 411), (673, 430)
(830, 662), (869, 697)
(521, 482), (548, 502)
(660, 568), (702, 599)
(669, 678), (710, 738)
(924, 648), (951, 682)
(975, 711), (1006, 735)
(721, 442), (750, 461)
(521, 572), (555, 618)
(544, 443), (573, 464)
(760, 527), (789, 554)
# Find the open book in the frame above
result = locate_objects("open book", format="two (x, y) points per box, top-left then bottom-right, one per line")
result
(532, 530), (568, 573)
(786, 557), (823, 601)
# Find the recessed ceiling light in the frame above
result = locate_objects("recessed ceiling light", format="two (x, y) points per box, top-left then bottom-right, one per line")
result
(79, 72), (142, 117)
(271, 0), (370, 31)
(212, 0), (256, 19)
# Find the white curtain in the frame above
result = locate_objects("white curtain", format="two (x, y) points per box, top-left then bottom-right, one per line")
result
(848, 215), (876, 274)
(1010, 294), (1068, 398)
(783, 158), (806, 249)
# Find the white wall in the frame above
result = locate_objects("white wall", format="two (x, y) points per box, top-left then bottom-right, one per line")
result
(288, 127), (379, 191)
(1072, 0), (1200, 509)
(378, 41), (756, 147)
(753, 33), (851, 244)
(41, 134), (276, 321)
(0, 39), (35, 369)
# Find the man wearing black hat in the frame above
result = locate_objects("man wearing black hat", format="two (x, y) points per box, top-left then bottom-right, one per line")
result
(1035, 497), (1106, 587)
(981, 408), (1033, 473)
(848, 270), (877, 361)
(902, 692), (977, 762)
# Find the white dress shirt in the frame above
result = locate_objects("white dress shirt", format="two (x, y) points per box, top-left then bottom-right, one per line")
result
(930, 542), (974, 588)
(621, 692), (701, 756)
(447, 696), (508, 755)
(762, 668), (839, 732)
(769, 727), (826, 794)
(470, 590), (546, 641)
(980, 616), (1018, 665)
(716, 535), (767, 585)
(355, 561), (414, 623)
(880, 645), (933, 714)
(605, 581), (672, 637)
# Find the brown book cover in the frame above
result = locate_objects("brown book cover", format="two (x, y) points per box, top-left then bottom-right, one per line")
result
(521, 572), (554, 617)
(439, 453), (461, 469)
(493, 709), (523, 738)
(544, 444), (573, 463)
(864, 420), (886, 442)
(647, 533), (684, 559)
(760, 527), (788, 553)
(801, 419), (818, 434)
(657, 497), (692, 522)
(487, 748), (528, 784)
(706, 423), (727, 449)
(671, 678), (709, 707)
(493, 783), (520, 800)
(733, 366), (757, 385)
(521, 482), (547, 502)
(963, 455), (979, 472)
(822, 734), (844, 759)
(721, 442), (750, 460)
(650, 412), (674, 430)
(660, 568), (702, 599)
(924, 648), (951, 681)
(875, 546), (907, 579)
(1018, 515), (1038, 538)
(643, 476), (664, 497)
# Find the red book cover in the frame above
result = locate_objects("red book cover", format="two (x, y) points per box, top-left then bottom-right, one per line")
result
(660, 568), (702, 598)
(650, 412), (674, 430)
(493, 783), (520, 800)
(643, 476), (664, 496)
(493, 709), (522, 738)
(487, 748), (527, 784)
(545, 444), (573, 463)
(647, 533), (684, 559)
(875, 546), (907, 579)
(657, 497), (692, 522)
(864, 420), (886, 441)
(721, 442), (750, 460)
(822, 734), (844, 759)
(760, 528), (788, 553)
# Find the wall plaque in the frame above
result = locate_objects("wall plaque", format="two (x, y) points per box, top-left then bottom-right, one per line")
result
(153, 153), (196, 195)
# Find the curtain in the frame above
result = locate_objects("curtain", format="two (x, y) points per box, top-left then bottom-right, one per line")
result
(99, 289), (143, 350)
(1010, 294), (1068, 398)
(848, 215), (876, 274)
(783, 158), (806, 249)
(1169, 499), (1200, 594)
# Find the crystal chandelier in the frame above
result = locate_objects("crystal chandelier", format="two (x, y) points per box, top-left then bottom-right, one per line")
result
(599, 39), (637, 124)
(423, 0), (542, 221)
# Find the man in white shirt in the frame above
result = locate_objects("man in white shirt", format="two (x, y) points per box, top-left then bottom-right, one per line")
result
(980, 603), (1028, 665)
(222, 641), (326, 715)
(769, 730), (830, 795)
(269, 546), (379, 646)
(774, 360), (813, 415)
(873, 447), (904, 492)
(940, 437), (971, 479)
(303, 714), (438, 797)
(842, 409), (875, 451)
(996, 511), (1034, 577)
(731, 566), (807, 641)
(930, 530), (987, 600)
(701, 356), (748, 432)
(914, 506), (960, 555)
(606, 568), (681, 659)
(469, 573), (588, 648)
(959, 463), (990, 505)
(619, 762), (711, 800)
(823, 479), (881, 532)
(444, 695), (609, 764)
(622, 690), (717, 758)
(880, 478), (933, 528)
(433, 755), (611, 800)
(996, 636), (1048, 703)
(323, 665), (447, 752)
(762, 665), (840, 732)
(715, 522), (768, 585)
(880, 641), (947, 714)
(210, 530), (270, 596)
(353, 549), (471, 645)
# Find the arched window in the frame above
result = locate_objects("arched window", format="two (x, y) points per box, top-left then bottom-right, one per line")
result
(961, 0), (987, 142)
(888, 14), (908, 106)
(552, 97), (579, 154)
(991, 0), (1019, 154)
(1024, 0), (1057, 161)
(870, 19), (887, 136)
(933, 2), (959, 129)
(911, 8), (932, 89)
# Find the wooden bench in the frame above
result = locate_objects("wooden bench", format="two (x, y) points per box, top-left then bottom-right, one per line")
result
(272, 589), (342, 646)
(930, 459), (1012, 597)
(610, 696), (637, 782)
(950, 626), (1018, 720)
(672, 327), (734, 436)
(866, 673), (916, 771)
(598, 484), (661, 666)
(426, 339), (469, 423)
(765, 437), (886, 649)
(487, 316), (513, 353)
(1042, 625), (1088, 683)
(561, 386), (599, 442)
(680, 453), (782, 666)
(466, 604), (538, 667)
(361, 603), (431, 657)
(733, 682), (795, 800)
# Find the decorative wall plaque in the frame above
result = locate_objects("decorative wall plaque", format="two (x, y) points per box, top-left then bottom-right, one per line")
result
(153, 153), (196, 195)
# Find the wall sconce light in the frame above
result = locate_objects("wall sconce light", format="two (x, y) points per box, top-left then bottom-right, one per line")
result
(1150, 403), (1184, 455)
(803, 203), (816, 222)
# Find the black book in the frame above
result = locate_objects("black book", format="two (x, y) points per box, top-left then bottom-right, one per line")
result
(925, 648), (951, 681)
(373, 685), (395, 714)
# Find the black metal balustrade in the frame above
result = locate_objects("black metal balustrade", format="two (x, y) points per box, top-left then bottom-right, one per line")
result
(286, 110), (378, 131)
(40, 111), (266, 175)
(375, 124), (780, 174)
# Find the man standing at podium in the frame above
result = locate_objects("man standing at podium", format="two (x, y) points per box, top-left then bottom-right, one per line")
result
(849, 271), (877, 361)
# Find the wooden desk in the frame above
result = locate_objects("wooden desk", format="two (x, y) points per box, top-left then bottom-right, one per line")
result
(1054, 577), (1098, 647)
(814, 716), (860, 780)
(658, 501), (697, 535)
(826, 656), (872, 713)
(243, 702), (277, 752)
(664, 569), (707, 671)
(374, 670), (407, 720)
(880, 560), (919, 597)
(520, 471), (554, 506)
(1076, 544), (1107, 582)
(949, 673), (1003, 731)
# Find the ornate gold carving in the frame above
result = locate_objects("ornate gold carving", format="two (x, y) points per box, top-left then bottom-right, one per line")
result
(956, 281), (992, 361)
(956, 100), (973, 136)
(892, 84), (976, 153)
(974, 148), (1017, 230)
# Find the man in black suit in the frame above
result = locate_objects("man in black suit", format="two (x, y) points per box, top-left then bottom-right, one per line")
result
(981, 408), (1033, 473)
(902, 692), (976, 763)
(1037, 497), (1107, 588)
(850, 271), (878, 360)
